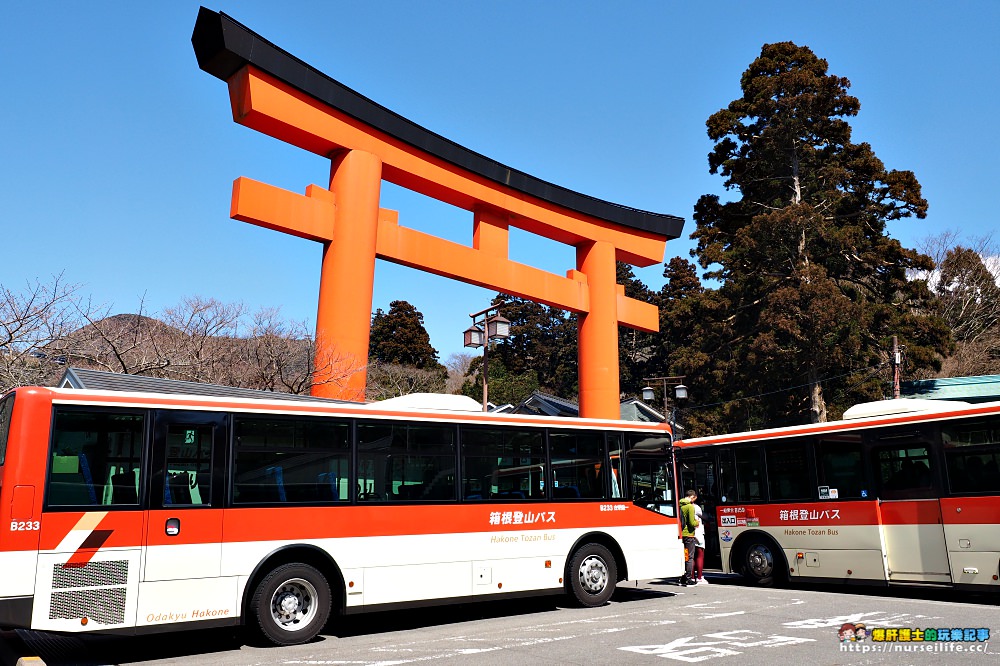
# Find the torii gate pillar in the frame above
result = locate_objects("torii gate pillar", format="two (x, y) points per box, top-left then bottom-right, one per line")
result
(315, 150), (382, 400)
(577, 241), (620, 419)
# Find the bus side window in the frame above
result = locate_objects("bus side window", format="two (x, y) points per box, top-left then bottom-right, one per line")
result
(48, 409), (144, 509)
(164, 424), (212, 506)
(607, 433), (624, 499)
(873, 444), (936, 499)
(765, 442), (812, 501)
(735, 446), (763, 501)
(717, 448), (736, 502)
(943, 417), (1000, 494)
(357, 422), (457, 503)
(549, 430), (605, 499)
(817, 437), (863, 498)
(234, 416), (350, 504)
(461, 427), (546, 501)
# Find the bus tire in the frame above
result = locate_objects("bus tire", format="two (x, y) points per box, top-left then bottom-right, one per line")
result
(567, 543), (617, 607)
(251, 562), (331, 646)
(739, 537), (785, 587)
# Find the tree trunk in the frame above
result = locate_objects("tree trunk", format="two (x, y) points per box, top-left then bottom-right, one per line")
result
(807, 367), (827, 423)
(790, 141), (802, 205)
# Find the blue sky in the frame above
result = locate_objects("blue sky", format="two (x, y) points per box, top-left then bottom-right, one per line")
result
(2, 2), (997, 362)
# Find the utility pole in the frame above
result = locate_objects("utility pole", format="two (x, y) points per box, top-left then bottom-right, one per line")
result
(891, 336), (901, 399)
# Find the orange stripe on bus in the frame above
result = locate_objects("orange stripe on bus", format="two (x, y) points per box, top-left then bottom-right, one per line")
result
(717, 498), (1000, 528)
(35, 504), (671, 550)
(152, 503), (669, 546)
(877, 500), (944, 525)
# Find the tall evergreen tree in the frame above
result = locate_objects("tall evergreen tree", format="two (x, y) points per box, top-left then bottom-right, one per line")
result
(369, 300), (442, 370)
(691, 42), (950, 425)
(478, 295), (578, 400)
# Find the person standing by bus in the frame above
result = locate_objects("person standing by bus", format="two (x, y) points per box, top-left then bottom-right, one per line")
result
(693, 496), (708, 584)
(680, 489), (700, 585)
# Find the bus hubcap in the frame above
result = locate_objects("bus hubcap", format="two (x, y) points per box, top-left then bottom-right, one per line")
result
(272, 578), (316, 629)
(747, 544), (773, 578)
(579, 555), (609, 593)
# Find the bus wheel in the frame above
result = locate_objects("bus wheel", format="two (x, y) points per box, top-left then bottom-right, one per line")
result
(251, 562), (331, 646)
(568, 543), (617, 607)
(740, 538), (783, 587)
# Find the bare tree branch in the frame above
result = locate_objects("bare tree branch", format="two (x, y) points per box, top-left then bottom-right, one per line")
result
(0, 274), (84, 391)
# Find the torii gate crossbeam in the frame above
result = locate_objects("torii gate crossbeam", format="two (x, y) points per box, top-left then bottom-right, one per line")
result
(192, 8), (684, 419)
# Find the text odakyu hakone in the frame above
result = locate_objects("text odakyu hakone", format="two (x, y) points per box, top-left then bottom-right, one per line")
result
(146, 608), (231, 623)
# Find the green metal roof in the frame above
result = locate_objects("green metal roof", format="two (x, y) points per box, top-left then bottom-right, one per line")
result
(901, 374), (1000, 402)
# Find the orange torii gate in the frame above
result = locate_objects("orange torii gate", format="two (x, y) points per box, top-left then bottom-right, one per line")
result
(192, 9), (684, 419)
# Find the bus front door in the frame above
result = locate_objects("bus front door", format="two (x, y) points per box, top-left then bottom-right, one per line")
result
(677, 452), (721, 566)
(871, 440), (951, 584)
(139, 411), (234, 625)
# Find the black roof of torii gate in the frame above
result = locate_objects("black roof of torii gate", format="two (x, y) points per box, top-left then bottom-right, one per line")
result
(191, 7), (685, 240)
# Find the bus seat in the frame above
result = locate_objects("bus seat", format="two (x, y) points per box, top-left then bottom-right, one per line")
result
(195, 471), (211, 504)
(234, 484), (264, 503)
(47, 454), (97, 506)
(317, 472), (339, 500)
(78, 454), (98, 503)
(913, 461), (932, 487)
(396, 483), (424, 500)
(983, 460), (1000, 492)
(48, 481), (95, 506)
(423, 483), (452, 500)
(553, 485), (581, 498)
(266, 466), (287, 502)
(495, 491), (524, 500)
(111, 471), (138, 505)
(166, 472), (193, 505)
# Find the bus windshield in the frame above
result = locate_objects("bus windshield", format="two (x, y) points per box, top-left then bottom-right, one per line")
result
(0, 393), (13, 466)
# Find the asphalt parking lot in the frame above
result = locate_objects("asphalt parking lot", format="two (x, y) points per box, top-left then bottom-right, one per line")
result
(2, 573), (997, 665)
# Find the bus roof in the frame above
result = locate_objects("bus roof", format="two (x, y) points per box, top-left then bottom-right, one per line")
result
(7, 386), (671, 433)
(676, 397), (1000, 447)
(841, 398), (971, 420)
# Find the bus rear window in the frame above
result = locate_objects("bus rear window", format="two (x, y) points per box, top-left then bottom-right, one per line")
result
(0, 394), (13, 466)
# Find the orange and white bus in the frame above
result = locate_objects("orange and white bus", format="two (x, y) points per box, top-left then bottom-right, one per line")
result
(0, 385), (682, 645)
(675, 398), (1000, 591)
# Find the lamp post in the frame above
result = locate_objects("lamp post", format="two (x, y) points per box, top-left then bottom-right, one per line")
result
(642, 376), (688, 438)
(463, 303), (511, 411)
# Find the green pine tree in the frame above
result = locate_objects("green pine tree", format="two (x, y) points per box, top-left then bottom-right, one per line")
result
(369, 300), (443, 370)
(689, 42), (951, 426)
